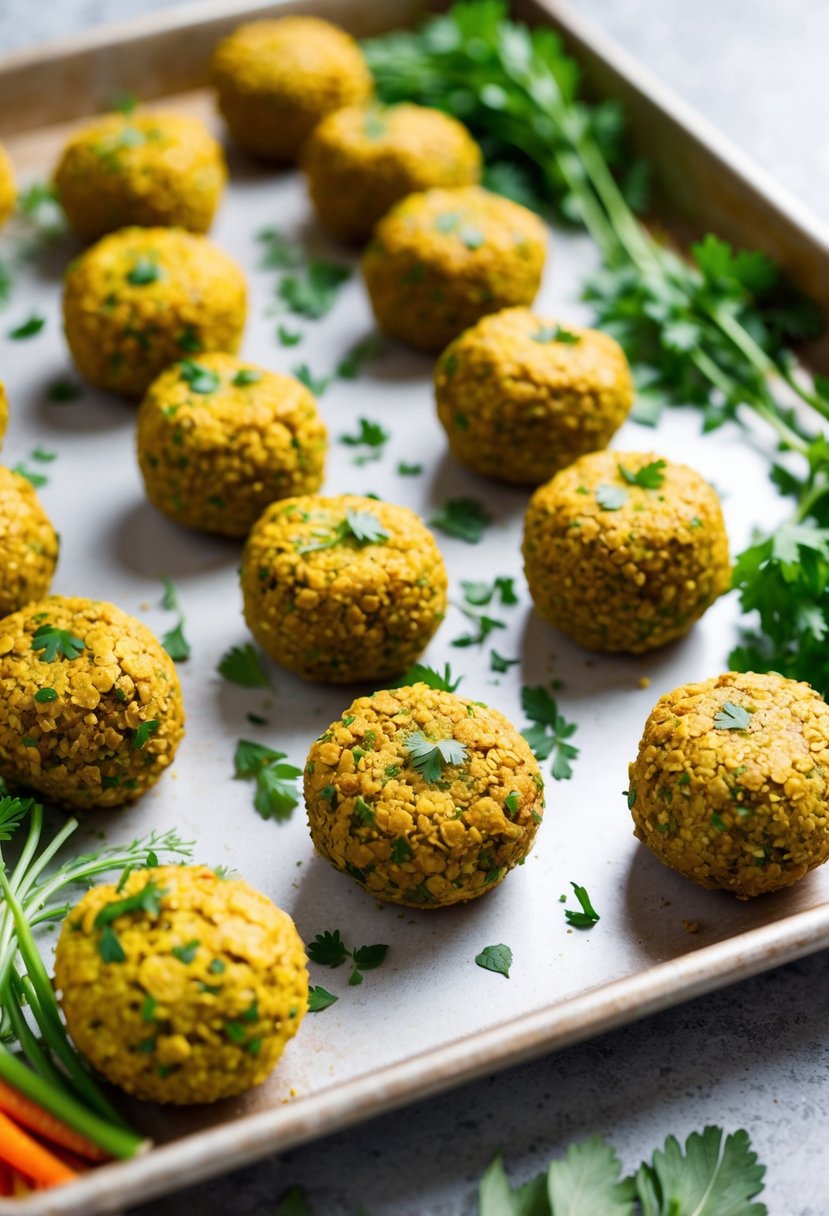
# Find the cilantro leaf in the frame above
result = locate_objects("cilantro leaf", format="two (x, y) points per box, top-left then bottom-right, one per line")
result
(564, 882), (600, 929)
(339, 417), (389, 463)
(133, 720), (159, 750)
(162, 619), (190, 663)
(451, 608), (506, 648)
(635, 1126), (766, 1216)
(521, 686), (579, 780)
(462, 576), (518, 607)
(297, 509), (389, 554)
(618, 458), (666, 489)
(596, 484), (628, 511)
(393, 662), (462, 692)
(179, 360), (220, 394)
(278, 260), (351, 319)
(217, 643), (272, 689)
(98, 924), (126, 964)
(234, 740), (301, 822)
(714, 701), (753, 731)
(31, 624), (86, 663)
(548, 1137), (632, 1215)
(475, 943), (512, 978)
(405, 731), (468, 782)
(307, 929), (349, 968)
(94, 880), (167, 929)
(430, 497), (490, 543)
(307, 986), (338, 1013)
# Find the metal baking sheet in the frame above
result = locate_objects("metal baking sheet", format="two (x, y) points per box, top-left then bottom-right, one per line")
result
(1, 1), (829, 1212)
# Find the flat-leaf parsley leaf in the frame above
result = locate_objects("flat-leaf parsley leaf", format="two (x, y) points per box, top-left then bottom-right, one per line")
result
(475, 943), (512, 978)
(405, 732), (468, 783)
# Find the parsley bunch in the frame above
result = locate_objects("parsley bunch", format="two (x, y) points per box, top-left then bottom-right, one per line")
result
(365, 0), (829, 694)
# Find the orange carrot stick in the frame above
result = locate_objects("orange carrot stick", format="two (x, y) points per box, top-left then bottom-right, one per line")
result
(0, 1079), (108, 1163)
(0, 1110), (77, 1189)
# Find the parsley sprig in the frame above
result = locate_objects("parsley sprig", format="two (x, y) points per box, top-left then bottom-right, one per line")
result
(234, 740), (301, 822)
(159, 577), (191, 662)
(405, 732), (468, 782)
(307, 929), (389, 987)
(521, 686), (579, 781)
(217, 643), (272, 689)
(393, 662), (462, 692)
(31, 623), (85, 663)
(297, 509), (389, 554)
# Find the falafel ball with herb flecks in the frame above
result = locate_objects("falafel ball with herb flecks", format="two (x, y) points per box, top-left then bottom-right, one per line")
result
(628, 671), (829, 898)
(435, 309), (634, 485)
(54, 865), (308, 1104)
(0, 145), (14, 228)
(211, 17), (372, 162)
(523, 450), (730, 653)
(241, 495), (447, 683)
(62, 227), (247, 398)
(0, 595), (184, 809)
(0, 468), (59, 617)
(54, 111), (226, 244)
(137, 353), (328, 538)
(362, 186), (547, 353)
(302, 103), (482, 243)
(305, 684), (544, 907)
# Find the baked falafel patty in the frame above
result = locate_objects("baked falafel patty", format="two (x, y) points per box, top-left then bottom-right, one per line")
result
(63, 226), (247, 398)
(303, 102), (482, 243)
(305, 684), (545, 907)
(0, 468), (59, 617)
(0, 596), (184, 809)
(54, 111), (227, 242)
(137, 353), (328, 537)
(211, 16), (372, 161)
(362, 186), (547, 353)
(241, 495), (447, 683)
(435, 308), (634, 484)
(628, 671), (829, 897)
(54, 865), (308, 1104)
(523, 450), (730, 653)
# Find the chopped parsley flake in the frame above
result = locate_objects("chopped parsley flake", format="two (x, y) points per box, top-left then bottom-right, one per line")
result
(293, 362), (331, 397)
(521, 685), (579, 780)
(563, 882), (600, 929)
(232, 368), (263, 387)
(336, 333), (382, 380)
(297, 508), (389, 554)
(278, 260), (351, 319)
(126, 256), (162, 286)
(430, 497), (490, 543)
(133, 720), (159, 750)
(234, 740), (301, 822)
(618, 458), (667, 489)
(33, 688), (57, 703)
(405, 731), (468, 783)
(217, 643), (272, 688)
(171, 939), (200, 964)
(256, 228), (302, 270)
(31, 625), (85, 663)
(490, 650), (520, 674)
(307, 929), (388, 987)
(714, 701), (754, 730)
(179, 360), (220, 394)
(339, 417), (389, 464)
(532, 324), (580, 344)
(308, 986), (338, 1013)
(397, 462), (423, 476)
(8, 314), (45, 340)
(461, 576), (518, 607)
(47, 378), (83, 402)
(475, 943), (512, 978)
(278, 324), (302, 347)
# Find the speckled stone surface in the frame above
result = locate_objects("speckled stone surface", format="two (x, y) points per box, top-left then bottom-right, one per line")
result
(2, 2), (829, 1211)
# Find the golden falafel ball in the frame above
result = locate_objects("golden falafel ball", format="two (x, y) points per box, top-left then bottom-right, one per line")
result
(54, 865), (308, 1105)
(211, 17), (372, 162)
(628, 671), (829, 898)
(0, 383), (8, 449)
(0, 145), (14, 228)
(302, 103), (482, 243)
(305, 684), (544, 907)
(137, 354), (328, 538)
(62, 227), (247, 398)
(241, 495), (447, 683)
(435, 309), (634, 485)
(0, 468), (59, 617)
(362, 186), (547, 353)
(523, 451), (730, 653)
(53, 111), (227, 244)
(0, 595), (184, 809)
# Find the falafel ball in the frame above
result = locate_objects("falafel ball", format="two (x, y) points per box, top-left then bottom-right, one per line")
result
(305, 684), (544, 907)
(302, 103), (482, 243)
(63, 227), (247, 398)
(0, 595), (184, 809)
(211, 17), (372, 162)
(54, 865), (308, 1104)
(628, 671), (829, 898)
(0, 383), (8, 449)
(523, 450), (730, 653)
(362, 186), (547, 353)
(0, 468), (59, 617)
(137, 353), (328, 538)
(0, 144), (14, 228)
(53, 111), (227, 243)
(241, 494), (447, 683)
(435, 309), (634, 485)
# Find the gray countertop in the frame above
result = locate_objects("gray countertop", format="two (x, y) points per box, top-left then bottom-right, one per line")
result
(1, 1), (828, 1212)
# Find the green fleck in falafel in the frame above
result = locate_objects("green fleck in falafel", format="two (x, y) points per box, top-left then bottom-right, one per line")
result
(435, 308), (634, 484)
(137, 353), (328, 537)
(211, 17), (372, 162)
(54, 111), (227, 243)
(62, 227), (247, 398)
(361, 185), (547, 353)
(305, 683), (544, 907)
(0, 595), (184, 809)
(522, 450), (730, 653)
(628, 671), (829, 897)
(302, 103), (482, 243)
(54, 864), (308, 1104)
(0, 467), (59, 616)
(0, 145), (14, 228)
(241, 494), (447, 683)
